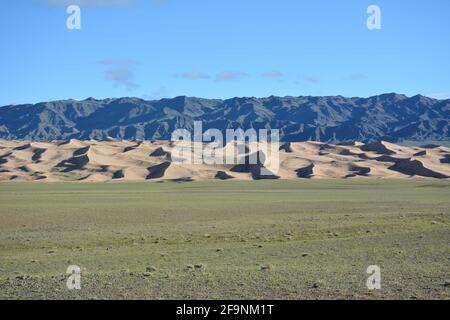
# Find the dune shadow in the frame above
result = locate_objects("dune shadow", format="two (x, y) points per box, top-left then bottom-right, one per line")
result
(32, 148), (46, 162)
(296, 163), (314, 178)
(389, 159), (448, 179)
(215, 171), (235, 180)
(56, 154), (90, 172)
(146, 161), (171, 179)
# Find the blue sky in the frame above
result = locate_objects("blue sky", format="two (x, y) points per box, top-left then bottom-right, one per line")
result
(0, 0), (449, 106)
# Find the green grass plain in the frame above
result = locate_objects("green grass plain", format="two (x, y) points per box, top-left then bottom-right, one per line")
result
(0, 180), (449, 300)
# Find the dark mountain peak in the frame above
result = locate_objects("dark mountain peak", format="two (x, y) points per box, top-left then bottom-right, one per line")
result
(110, 97), (146, 104)
(172, 95), (189, 103)
(409, 94), (435, 103)
(374, 92), (408, 101)
(224, 96), (259, 104)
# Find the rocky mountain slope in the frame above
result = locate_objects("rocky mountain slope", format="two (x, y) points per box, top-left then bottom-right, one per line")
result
(0, 94), (449, 143)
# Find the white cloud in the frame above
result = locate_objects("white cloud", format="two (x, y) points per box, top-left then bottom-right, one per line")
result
(178, 71), (210, 80)
(303, 75), (319, 84)
(262, 70), (284, 78)
(215, 71), (247, 82)
(98, 59), (139, 90)
(346, 73), (367, 81)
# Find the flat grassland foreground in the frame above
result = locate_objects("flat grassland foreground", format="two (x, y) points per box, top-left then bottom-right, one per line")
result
(0, 180), (449, 300)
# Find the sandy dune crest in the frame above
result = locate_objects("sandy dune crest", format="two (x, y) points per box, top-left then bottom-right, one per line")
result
(0, 139), (449, 182)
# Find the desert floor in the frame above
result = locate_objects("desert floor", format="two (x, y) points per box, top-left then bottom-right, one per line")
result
(0, 180), (449, 300)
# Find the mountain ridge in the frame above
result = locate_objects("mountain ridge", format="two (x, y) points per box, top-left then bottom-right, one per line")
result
(0, 93), (449, 143)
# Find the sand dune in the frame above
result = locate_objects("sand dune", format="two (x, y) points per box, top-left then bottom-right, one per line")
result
(0, 139), (448, 182)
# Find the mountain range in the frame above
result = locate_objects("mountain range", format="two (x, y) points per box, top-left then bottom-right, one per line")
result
(0, 93), (449, 143)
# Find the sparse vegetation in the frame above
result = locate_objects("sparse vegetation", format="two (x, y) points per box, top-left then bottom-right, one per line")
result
(0, 180), (449, 300)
